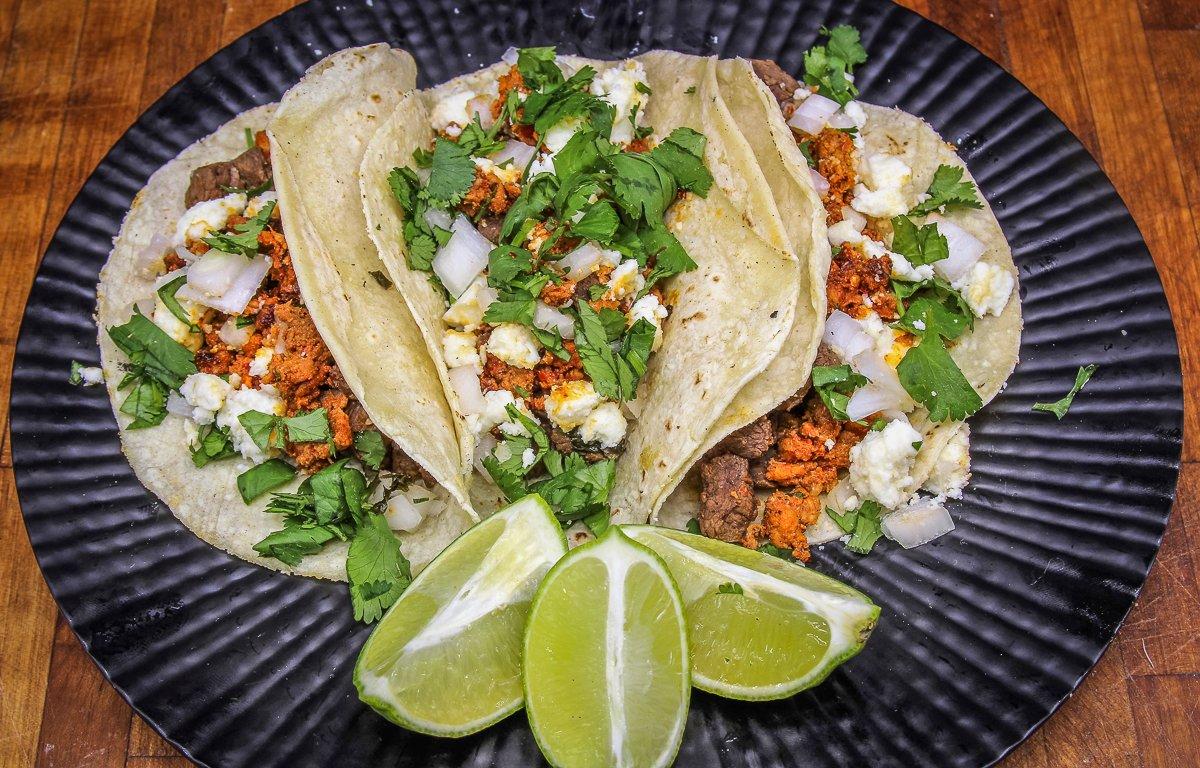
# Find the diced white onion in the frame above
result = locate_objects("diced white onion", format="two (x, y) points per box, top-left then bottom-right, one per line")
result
(929, 215), (986, 283)
(448, 365), (486, 415)
(179, 252), (270, 314)
(882, 501), (955, 548)
(805, 511), (847, 546)
(166, 392), (192, 418)
(841, 206), (867, 231)
(433, 216), (491, 298)
(493, 140), (536, 170)
(501, 46), (519, 65)
(152, 266), (188, 291)
(559, 242), (604, 280)
(534, 302), (575, 339)
(424, 207), (453, 231)
(218, 318), (252, 348)
(787, 92), (840, 135)
(826, 111), (857, 130)
(473, 432), (497, 475)
(851, 350), (906, 400)
(845, 384), (902, 421)
(809, 168), (830, 195)
(136, 234), (174, 275)
(385, 493), (424, 532)
(823, 310), (871, 360)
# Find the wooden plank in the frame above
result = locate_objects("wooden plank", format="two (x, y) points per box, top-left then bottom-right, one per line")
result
(139, 0), (228, 110)
(220, 0), (298, 46)
(126, 716), (179, 758)
(124, 759), (195, 768)
(1138, 0), (1200, 30)
(894, 0), (934, 22)
(1116, 464), (1200, 676)
(1127, 674), (1200, 767)
(1066, 0), (1200, 463)
(0, 468), (58, 768)
(1146, 30), (1200, 261)
(34, 617), (132, 768)
(929, 0), (1009, 68)
(1006, 642), (1141, 767)
(996, 0), (1101, 158)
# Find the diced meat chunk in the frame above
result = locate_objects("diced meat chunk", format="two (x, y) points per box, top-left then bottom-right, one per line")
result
(711, 415), (774, 460)
(751, 59), (801, 106)
(698, 454), (757, 543)
(184, 146), (272, 207)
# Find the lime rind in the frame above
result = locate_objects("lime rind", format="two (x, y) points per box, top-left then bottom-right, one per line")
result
(523, 527), (690, 768)
(624, 525), (880, 701)
(354, 494), (567, 737)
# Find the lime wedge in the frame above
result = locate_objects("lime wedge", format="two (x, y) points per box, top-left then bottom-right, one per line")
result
(524, 527), (689, 768)
(623, 525), (880, 701)
(354, 494), (566, 736)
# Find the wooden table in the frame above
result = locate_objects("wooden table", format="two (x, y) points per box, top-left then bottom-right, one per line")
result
(1, 0), (1196, 765)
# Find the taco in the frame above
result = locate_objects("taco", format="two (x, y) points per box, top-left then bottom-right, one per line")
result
(659, 28), (1022, 561)
(94, 48), (477, 621)
(360, 47), (819, 532)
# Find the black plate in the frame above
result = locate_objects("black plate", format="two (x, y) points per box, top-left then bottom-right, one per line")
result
(10, 0), (1182, 766)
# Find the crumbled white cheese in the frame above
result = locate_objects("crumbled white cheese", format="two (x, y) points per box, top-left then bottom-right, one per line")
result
(76, 366), (105, 386)
(849, 418), (922, 509)
(859, 311), (900, 362)
(546, 380), (602, 431)
(628, 293), (668, 351)
(923, 426), (971, 499)
(245, 191), (278, 218)
(521, 447), (537, 469)
(431, 89), (478, 137)
(851, 154), (912, 219)
(443, 329), (482, 370)
(151, 295), (203, 351)
(174, 193), (247, 245)
(578, 401), (627, 448)
(178, 373), (232, 426)
(248, 346), (273, 378)
(590, 60), (650, 145)
(475, 390), (537, 438)
(952, 260), (1014, 317)
(887, 249), (936, 282)
(841, 100), (867, 129)
(605, 259), (645, 301)
(473, 156), (522, 186)
(443, 276), (498, 331)
(216, 385), (284, 463)
(486, 323), (542, 369)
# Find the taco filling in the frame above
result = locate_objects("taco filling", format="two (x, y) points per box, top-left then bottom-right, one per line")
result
(692, 29), (1017, 561)
(385, 48), (714, 533)
(102, 130), (448, 589)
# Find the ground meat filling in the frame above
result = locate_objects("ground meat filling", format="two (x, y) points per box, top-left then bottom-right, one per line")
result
(492, 66), (537, 145)
(826, 242), (898, 320)
(459, 167), (522, 220)
(809, 127), (857, 224)
(699, 454), (758, 543)
(750, 59), (801, 116)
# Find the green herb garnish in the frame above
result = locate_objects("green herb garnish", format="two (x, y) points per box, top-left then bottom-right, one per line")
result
(1032, 365), (1097, 419)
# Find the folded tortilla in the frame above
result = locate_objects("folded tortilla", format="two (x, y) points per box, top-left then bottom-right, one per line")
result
(360, 51), (818, 526)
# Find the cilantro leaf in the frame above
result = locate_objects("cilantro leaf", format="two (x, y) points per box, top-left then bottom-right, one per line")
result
(253, 521), (342, 567)
(532, 326), (571, 361)
(1032, 364), (1097, 419)
(237, 459), (296, 503)
(571, 201), (620, 243)
(812, 364), (868, 421)
(456, 117), (505, 157)
(283, 408), (332, 443)
(908, 164), (983, 216)
(534, 452), (615, 526)
(354, 429), (388, 470)
(896, 334), (982, 422)
(647, 127), (712, 196)
(890, 215), (948, 266)
(608, 153), (677, 224)
(119, 377), (168, 429)
(156, 274), (198, 331)
(640, 226), (697, 289)
(573, 302), (622, 400)
(827, 499), (884, 554)
(894, 296), (971, 341)
(483, 294), (537, 325)
(717, 582), (744, 595)
(238, 410), (283, 451)
(347, 513), (412, 623)
(107, 312), (197, 391)
(487, 245), (535, 287)
(425, 137), (476, 207)
(803, 25), (867, 106)
(685, 518), (702, 535)
(757, 542), (797, 561)
(191, 425), (238, 467)
(516, 46), (564, 91)
(202, 200), (275, 257)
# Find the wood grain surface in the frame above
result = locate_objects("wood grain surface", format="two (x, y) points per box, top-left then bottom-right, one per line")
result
(1, 0), (1196, 765)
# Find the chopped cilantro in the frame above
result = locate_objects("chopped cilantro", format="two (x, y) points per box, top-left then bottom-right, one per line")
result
(425, 137), (476, 208)
(191, 425), (238, 468)
(348, 513), (412, 623)
(647, 127), (713, 196)
(354, 429), (388, 470)
(757, 542), (796, 561)
(908, 164), (983, 216)
(717, 582), (744, 595)
(812, 364), (868, 421)
(156, 274), (198, 331)
(202, 200), (275, 257)
(253, 522), (342, 567)
(107, 311), (197, 429)
(244, 127), (255, 149)
(896, 334), (982, 422)
(685, 518), (702, 535)
(684, 85), (697, 95)
(237, 458), (297, 503)
(803, 25), (868, 106)
(827, 499), (884, 554)
(894, 296), (970, 341)
(1032, 364), (1097, 419)
(890, 214), (948, 266)
(516, 46), (564, 91)
(119, 377), (168, 429)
